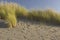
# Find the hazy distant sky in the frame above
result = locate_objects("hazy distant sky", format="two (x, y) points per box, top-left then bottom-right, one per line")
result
(0, 0), (60, 11)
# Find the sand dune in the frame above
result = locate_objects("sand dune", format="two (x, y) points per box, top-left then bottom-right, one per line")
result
(0, 19), (60, 40)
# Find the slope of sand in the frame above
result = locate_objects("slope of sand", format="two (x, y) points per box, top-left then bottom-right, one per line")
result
(0, 19), (60, 40)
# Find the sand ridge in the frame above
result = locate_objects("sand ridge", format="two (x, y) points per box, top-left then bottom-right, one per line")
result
(0, 20), (60, 40)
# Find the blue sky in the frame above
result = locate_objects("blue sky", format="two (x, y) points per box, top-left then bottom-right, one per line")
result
(0, 0), (60, 11)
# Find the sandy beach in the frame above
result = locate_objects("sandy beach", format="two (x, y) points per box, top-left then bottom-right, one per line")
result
(0, 19), (60, 40)
(0, 0), (60, 40)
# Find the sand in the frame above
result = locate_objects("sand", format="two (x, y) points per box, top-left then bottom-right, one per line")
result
(0, 19), (60, 40)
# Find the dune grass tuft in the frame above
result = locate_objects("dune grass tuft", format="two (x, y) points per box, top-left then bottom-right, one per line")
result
(27, 9), (60, 24)
(0, 2), (60, 28)
(0, 2), (28, 28)
(0, 3), (16, 28)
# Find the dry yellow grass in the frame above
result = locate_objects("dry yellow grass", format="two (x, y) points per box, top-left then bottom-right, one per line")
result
(0, 2), (60, 28)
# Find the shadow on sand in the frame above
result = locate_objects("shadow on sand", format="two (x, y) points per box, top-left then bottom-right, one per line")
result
(0, 17), (60, 28)
(0, 19), (8, 28)
(17, 16), (60, 27)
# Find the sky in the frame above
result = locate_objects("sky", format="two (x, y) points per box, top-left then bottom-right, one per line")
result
(0, 0), (60, 12)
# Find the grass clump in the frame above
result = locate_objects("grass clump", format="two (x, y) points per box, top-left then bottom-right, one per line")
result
(0, 2), (28, 28)
(0, 3), (17, 28)
(0, 2), (60, 28)
(27, 9), (60, 24)
(15, 6), (28, 18)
